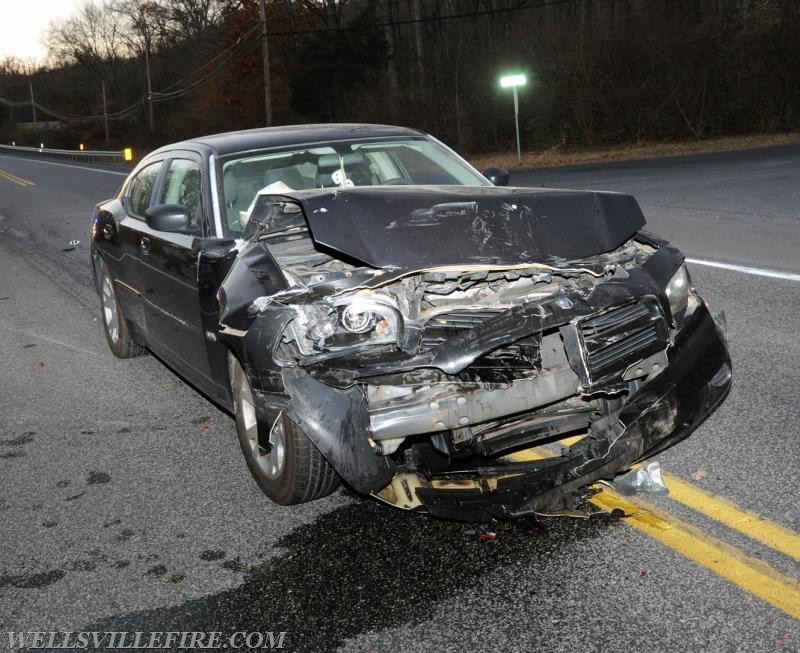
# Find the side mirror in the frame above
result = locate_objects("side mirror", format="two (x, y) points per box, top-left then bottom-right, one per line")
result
(481, 167), (510, 187)
(144, 203), (198, 233)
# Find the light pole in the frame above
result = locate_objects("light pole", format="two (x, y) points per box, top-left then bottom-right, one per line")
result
(500, 73), (526, 164)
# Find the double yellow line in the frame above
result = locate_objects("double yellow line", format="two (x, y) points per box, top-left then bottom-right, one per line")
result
(0, 169), (35, 186)
(509, 439), (800, 619)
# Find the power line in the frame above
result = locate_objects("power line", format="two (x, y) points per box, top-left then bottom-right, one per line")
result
(0, 0), (589, 124)
(33, 97), (144, 123)
(152, 28), (263, 101)
(0, 96), (32, 109)
(155, 23), (262, 95)
(264, 0), (586, 37)
(0, 23), (262, 121)
(0, 77), (101, 92)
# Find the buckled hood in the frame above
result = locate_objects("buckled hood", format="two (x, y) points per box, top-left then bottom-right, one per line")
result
(269, 185), (646, 269)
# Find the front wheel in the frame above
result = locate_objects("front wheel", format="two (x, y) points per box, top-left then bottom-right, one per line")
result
(229, 355), (339, 505)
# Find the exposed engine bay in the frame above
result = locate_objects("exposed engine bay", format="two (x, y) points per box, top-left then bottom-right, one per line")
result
(216, 186), (731, 521)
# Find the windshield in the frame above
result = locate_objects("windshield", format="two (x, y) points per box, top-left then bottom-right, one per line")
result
(218, 136), (489, 235)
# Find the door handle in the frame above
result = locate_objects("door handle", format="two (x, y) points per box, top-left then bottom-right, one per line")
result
(140, 236), (150, 255)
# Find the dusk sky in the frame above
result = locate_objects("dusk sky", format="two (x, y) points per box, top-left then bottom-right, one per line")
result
(0, 0), (84, 63)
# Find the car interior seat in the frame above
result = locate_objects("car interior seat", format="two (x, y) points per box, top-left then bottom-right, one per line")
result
(263, 166), (305, 191)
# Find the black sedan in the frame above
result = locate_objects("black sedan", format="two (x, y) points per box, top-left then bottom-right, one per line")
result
(90, 123), (731, 522)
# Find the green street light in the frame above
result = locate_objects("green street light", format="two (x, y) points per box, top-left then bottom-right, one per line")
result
(499, 73), (527, 163)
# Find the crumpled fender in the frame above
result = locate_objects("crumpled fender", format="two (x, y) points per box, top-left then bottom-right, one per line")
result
(282, 367), (396, 494)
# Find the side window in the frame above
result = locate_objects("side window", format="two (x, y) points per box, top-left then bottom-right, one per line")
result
(127, 162), (162, 217)
(158, 158), (202, 217)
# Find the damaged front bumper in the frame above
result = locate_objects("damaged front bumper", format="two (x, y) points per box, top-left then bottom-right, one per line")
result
(408, 301), (731, 521)
(257, 294), (730, 522)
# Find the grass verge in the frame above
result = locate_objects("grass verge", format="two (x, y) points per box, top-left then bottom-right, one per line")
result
(468, 132), (800, 171)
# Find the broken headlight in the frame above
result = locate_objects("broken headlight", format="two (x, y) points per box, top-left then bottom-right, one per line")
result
(284, 294), (402, 356)
(335, 296), (399, 340)
(665, 264), (691, 315)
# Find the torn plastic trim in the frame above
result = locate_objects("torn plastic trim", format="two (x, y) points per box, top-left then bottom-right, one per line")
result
(559, 295), (672, 389)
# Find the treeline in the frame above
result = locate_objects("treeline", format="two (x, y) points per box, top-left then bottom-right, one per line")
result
(1, 0), (798, 155)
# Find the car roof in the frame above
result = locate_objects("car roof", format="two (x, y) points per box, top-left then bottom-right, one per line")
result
(153, 123), (428, 158)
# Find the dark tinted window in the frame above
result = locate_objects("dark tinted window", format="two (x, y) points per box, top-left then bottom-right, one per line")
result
(127, 162), (162, 217)
(386, 146), (460, 184)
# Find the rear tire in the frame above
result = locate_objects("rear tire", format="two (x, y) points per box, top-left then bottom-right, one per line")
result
(229, 355), (339, 505)
(98, 258), (145, 359)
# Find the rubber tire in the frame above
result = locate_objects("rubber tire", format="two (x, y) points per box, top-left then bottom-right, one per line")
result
(230, 356), (339, 505)
(98, 258), (146, 359)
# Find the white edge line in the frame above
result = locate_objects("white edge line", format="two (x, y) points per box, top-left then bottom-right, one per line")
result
(686, 257), (800, 282)
(1, 151), (798, 281)
(0, 153), (128, 176)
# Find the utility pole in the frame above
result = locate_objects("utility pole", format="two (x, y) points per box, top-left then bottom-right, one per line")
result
(413, 0), (424, 87)
(144, 40), (154, 132)
(29, 82), (36, 122)
(258, 0), (273, 127)
(102, 81), (109, 144)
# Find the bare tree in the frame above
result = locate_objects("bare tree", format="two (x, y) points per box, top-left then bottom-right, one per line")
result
(15, 0), (800, 152)
(44, 1), (130, 94)
(166, 0), (242, 39)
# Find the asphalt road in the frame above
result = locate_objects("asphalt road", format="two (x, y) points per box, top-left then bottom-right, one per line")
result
(0, 145), (798, 652)
(512, 143), (800, 274)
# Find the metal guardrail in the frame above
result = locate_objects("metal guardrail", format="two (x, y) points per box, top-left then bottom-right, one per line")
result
(0, 143), (133, 164)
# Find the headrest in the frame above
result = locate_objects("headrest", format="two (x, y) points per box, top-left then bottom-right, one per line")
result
(264, 166), (303, 190)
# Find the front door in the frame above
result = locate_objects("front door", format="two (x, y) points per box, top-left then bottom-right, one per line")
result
(140, 156), (223, 397)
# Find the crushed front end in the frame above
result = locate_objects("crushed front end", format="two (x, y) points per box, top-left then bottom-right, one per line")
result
(218, 187), (732, 522)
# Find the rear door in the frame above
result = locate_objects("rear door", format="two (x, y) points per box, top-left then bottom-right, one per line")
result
(112, 158), (166, 336)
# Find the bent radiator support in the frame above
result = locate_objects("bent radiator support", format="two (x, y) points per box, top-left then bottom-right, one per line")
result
(367, 365), (581, 439)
